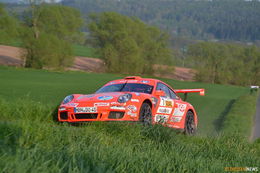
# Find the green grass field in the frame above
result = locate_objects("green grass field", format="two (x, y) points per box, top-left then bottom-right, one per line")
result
(0, 66), (249, 135)
(72, 44), (100, 58)
(0, 66), (259, 172)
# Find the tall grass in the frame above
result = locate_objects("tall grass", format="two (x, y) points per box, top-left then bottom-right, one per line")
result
(0, 98), (259, 172)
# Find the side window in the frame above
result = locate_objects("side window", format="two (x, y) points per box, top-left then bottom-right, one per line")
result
(156, 83), (171, 98)
(168, 88), (178, 99)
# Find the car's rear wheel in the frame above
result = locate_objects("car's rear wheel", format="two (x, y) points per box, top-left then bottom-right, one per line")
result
(184, 111), (197, 135)
(139, 103), (152, 126)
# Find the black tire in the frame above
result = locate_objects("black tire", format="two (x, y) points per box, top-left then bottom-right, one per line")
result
(139, 103), (152, 126)
(184, 111), (197, 135)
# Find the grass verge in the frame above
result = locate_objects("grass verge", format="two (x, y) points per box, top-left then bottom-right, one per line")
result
(222, 92), (258, 138)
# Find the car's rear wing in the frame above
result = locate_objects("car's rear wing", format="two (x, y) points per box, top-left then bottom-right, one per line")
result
(174, 89), (205, 101)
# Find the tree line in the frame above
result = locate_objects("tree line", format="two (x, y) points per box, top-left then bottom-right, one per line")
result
(0, 2), (172, 74)
(62, 0), (260, 42)
(188, 42), (260, 86)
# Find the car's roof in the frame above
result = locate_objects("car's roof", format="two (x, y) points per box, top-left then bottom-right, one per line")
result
(104, 76), (161, 87)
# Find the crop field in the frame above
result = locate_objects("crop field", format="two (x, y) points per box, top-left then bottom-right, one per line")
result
(0, 66), (259, 172)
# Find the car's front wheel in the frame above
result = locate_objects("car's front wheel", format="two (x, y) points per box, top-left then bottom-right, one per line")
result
(184, 111), (197, 135)
(139, 102), (152, 126)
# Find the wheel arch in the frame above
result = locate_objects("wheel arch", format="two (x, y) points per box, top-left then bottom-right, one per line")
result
(143, 99), (152, 108)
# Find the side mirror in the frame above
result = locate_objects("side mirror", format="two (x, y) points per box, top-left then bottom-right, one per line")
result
(155, 90), (165, 97)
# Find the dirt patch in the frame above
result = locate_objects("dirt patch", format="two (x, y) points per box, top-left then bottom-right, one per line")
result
(153, 64), (195, 81)
(0, 45), (24, 66)
(0, 45), (195, 81)
(69, 56), (105, 73)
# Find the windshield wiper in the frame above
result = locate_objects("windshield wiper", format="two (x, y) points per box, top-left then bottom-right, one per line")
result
(119, 82), (128, 92)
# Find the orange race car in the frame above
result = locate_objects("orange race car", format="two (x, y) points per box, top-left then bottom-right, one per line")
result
(58, 76), (205, 134)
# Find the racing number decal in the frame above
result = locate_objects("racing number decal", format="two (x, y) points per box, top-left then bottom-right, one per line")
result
(159, 97), (174, 107)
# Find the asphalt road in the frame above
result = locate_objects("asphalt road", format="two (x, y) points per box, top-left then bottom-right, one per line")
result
(252, 94), (260, 140)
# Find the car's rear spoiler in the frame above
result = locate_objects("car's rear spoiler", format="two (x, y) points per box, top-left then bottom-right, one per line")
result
(174, 89), (205, 101)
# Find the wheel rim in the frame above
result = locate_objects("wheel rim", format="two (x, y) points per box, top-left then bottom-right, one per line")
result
(141, 104), (152, 125)
(186, 114), (195, 134)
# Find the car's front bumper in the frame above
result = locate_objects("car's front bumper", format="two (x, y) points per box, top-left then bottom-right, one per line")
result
(58, 106), (138, 122)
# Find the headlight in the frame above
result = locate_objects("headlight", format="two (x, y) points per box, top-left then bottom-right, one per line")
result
(62, 95), (74, 104)
(118, 93), (132, 103)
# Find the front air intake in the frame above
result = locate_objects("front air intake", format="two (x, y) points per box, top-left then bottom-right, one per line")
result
(60, 112), (68, 120)
(75, 113), (98, 119)
(108, 111), (125, 119)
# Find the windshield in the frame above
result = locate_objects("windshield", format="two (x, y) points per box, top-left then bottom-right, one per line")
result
(96, 83), (153, 94)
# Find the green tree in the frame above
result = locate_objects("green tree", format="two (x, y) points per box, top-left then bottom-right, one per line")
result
(188, 42), (231, 84)
(0, 4), (19, 44)
(88, 12), (172, 74)
(243, 46), (260, 85)
(22, 1), (83, 69)
(188, 42), (260, 86)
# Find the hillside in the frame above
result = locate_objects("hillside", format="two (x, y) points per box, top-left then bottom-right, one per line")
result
(62, 0), (260, 41)
(4, 0), (260, 42)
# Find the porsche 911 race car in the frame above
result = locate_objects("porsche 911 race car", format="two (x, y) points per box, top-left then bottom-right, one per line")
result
(58, 76), (205, 134)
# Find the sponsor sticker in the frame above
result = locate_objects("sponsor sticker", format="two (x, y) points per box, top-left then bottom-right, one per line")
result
(98, 96), (113, 101)
(170, 116), (182, 122)
(110, 106), (126, 110)
(110, 102), (126, 106)
(141, 80), (149, 83)
(66, 103), (79, 107)
(154, 114), (169, 123)
(74, 107), (97, 113)
(94, 102), (110, 107)
(157, 107), (172, 114)
(77, 95), (94, 99)
(127, 111), (137, 117)
(131, 99), (139, 102)
(173, 103), (187, 116)
(151, 97), (158, 105)
(127, 105), (137, 112)
(135, 92), (140, 96)
(59, 107), (66, 111)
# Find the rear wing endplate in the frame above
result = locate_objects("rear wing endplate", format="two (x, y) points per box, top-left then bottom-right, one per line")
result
(174, 89), (205, 101)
